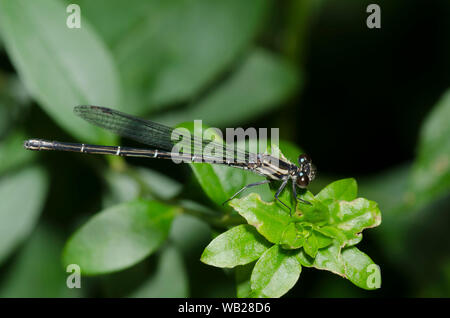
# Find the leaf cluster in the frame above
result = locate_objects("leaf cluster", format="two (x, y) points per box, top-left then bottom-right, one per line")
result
(201, 178), (381, 297)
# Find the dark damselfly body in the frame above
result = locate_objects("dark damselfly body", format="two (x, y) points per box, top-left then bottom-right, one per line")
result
(24, 106), (316, 214)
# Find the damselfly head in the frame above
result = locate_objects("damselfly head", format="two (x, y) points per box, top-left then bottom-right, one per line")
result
(296, 154), (316, 188)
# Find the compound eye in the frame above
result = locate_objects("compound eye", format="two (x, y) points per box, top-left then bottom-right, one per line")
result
(296, 175), (310, 188)
(298, 154), (311, 166)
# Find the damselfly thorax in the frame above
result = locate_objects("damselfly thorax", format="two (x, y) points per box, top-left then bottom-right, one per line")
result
(24, 106), (316, 214)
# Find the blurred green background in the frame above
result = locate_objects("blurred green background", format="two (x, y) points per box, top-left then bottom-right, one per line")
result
(0, 0), (449, 297)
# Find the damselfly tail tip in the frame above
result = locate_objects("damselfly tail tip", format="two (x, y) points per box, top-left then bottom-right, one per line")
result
(23, 139), (54, 151)
(24, 138), (41, 151)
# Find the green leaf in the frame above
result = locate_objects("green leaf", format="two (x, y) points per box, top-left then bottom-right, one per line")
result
(342, 247), (381, 290)
(169, 213), (212, 258)
(0, 166), (48, 264)
(0, 225), (82, 297)
(192, 162), (270, 205)
(0, 0), (121, 143)
(102, 169), (140, 208)
(134, 167), (182, 200)
(296, 184), (381, 248)
(297, 241), (381, 290)
(326, 198), (381, 246)
(129, 245), (188, 297)
(294, 191), (329, 224)
(296, 241), (345, 275)
(155, 49), (299, 127)
(111, 0), (270, 112)
(410, 89), (450, 206)
(303, 231), (318, 258)
(296, 248), (314, 268)
(311, 241), (346, 276)
(315, 225), (348, 246)
(314, 230), (334, 248)
(0, 130), (35, 175)
(316, 178), (358, 203)
(62, 200), (177, 275)
(280, 223), (305, 249)
(169, 214), (237, 298)
(201, 224), (271, 268)
(68, 0), (154, 47)
(103, 166), (182, 207)
(250, 245), (301, 298)
(230, 193), (291, 244)
(235, 262), (255, 298)
(298, 228), (334, 258)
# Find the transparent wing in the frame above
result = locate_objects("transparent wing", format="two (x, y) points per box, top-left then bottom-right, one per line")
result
(74, 106), (253, 160)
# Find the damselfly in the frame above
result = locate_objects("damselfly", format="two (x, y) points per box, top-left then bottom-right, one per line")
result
(24, 106), (316, 214)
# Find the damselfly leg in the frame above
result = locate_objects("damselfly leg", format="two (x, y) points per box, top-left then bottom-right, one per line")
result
(222, 180), (271, 206)
(223, 177), (311, 216)
(274, 178), (291, 214)
(292, 180), (312, 206)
